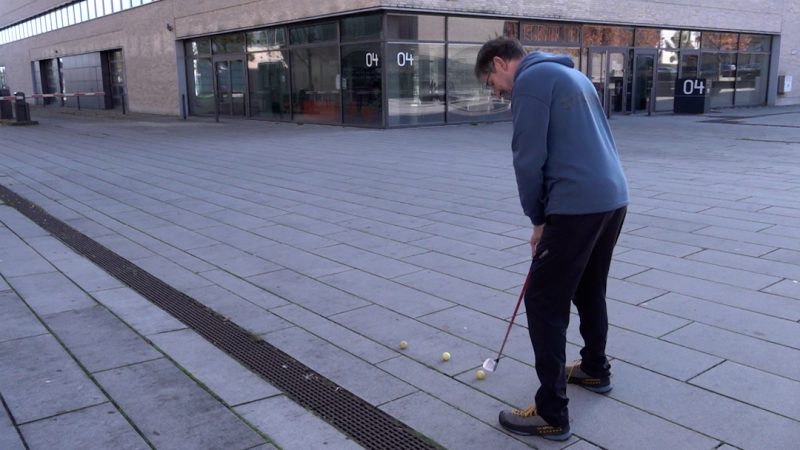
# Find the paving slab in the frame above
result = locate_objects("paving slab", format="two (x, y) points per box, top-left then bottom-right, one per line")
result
(95, 358), (264, 450)
(235, 395), (363, 450)
(198, 269), (288, 310)
(149, 328), (280, 406)
(91, 287), (187, 336)
(19, 402), (149, 450)
(616, 249), (781, 289)
(332, 304), (502, 377)
(568, 320), (722, 381)
(319, 269), (454, 317)
(643, 292), (800, 349)
(0, 334), (107, 424)
(41, 305), (161, 373)
(381, 391), (536, 450)
(690, 361), (800, 421)
(0, 207), (51, 239)
(0, 290), (48, 343)
(187, 244), (282, 278)
(48, 256), (124, 292)
(663, 322), (800, 382)
(630, 225), (774, 257)
(6, 271), (97, 315)
(610, 360), (799, 449)
(248, 269), (370, 317)
(312, 243), (423, 278)
(263, 326), (417, 405)
(271, 303), (396, 364)
(628, 269), (800, 320)
(0, 400), (24, 450)
(0, 244), (54, 279)
(402, 251), (523, 290)
(185, 285), (292, 335)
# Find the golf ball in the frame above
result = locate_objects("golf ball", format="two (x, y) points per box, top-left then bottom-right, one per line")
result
(441, 352), (451, 361)
(476, 370), (486, 380)
(399, 340), (408, 350)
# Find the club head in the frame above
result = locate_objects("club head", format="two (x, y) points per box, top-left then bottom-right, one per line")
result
(482, 358), (497, 372)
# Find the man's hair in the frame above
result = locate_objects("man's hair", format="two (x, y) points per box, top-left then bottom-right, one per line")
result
(474, 37), (526, 79)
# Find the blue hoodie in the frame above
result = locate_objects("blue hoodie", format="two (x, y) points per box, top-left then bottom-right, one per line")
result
(511, 52), (629, 225)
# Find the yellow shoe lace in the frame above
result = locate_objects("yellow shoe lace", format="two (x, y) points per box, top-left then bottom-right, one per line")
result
(511, 405), (537, 417)
(566, 359), (581, 381)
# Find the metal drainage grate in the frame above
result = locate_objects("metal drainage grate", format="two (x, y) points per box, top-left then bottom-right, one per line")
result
(0, 184), (439, 450)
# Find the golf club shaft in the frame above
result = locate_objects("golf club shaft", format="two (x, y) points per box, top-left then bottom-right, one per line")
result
(495, 269), (532, 361)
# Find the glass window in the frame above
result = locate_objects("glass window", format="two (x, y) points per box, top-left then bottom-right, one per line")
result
(247, 28), (286, 52)
(112, 0), (122, 13)
(189, 58), (214, 114)
(449, 17), (518, 42)
(80, 1), (89, 21)
(386, 43), (445, 125)
(341, 43), (382, 125)
(104, 0), (112, 16)
(635, 28), (660, 47)
(735, 53), (768, 106)
(655, 50), (678, 111)
(583, 25), (633, 47)
(0, 66), (6, 88)
(291, 45), (341, 123)
(522, 22), (580, 44)
(524, 46), (580, 67)
(56, 10), (63, 28)
(248, 51), (291, 120)
(386, 15), (444, 41)
(132, 0), (142, 6)
(122, 0), (132, 9)
(447, 44), (510, 123)
(212, 33), (245, 54)
(290, 22), (337, 45)
(189, 38), (211, 56)
(738, 34), (771, 52)
(341, 14), (382, 42)
(681, 31), (701, 49)
(88, 0), (97, 19)
(701, 52), (736, 108)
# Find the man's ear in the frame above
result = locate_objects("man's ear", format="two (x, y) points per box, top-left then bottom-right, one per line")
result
(492, 56), (507, 71)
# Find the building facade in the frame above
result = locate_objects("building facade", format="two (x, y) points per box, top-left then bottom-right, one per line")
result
(0, 1), (797, 127)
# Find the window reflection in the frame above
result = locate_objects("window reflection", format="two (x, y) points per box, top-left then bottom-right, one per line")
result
(523, 22), (580, 44)
(249, 51), (291, 119)
(447, 44), (510, 123)
(449, 17), (518, 42)
(583, 26), (633, 47)
(386, 43), (445, 125)
(190, 58), (214, 114)
(386, 15), (444, 41)
(341, 43), (382, 125)
(291, 45), (341, 123)
(735, 53), (768, 105)
(655, 50), (677, 111)
(701, 52), (736, 107)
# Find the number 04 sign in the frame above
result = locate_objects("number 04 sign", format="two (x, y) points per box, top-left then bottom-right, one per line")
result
(682, 78), (706, 95)
(396, 52), (415, 66)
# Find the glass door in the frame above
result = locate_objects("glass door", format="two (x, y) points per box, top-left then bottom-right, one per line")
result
(214, 59), (246, 117)
(679, 51), (700, 78)
(632, 51), (655, 113)
(588, 49), (629, 116)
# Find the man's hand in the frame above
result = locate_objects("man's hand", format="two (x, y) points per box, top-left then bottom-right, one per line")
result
(531, 224), (544, 257)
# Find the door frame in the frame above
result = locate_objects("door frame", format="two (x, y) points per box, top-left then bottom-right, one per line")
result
(631, 49), (657, 114)
(587, 47), (630, 117)
(212, 55), (248, 118)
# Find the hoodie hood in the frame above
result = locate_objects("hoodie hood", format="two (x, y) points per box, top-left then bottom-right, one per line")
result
(514, 52), (575, 82)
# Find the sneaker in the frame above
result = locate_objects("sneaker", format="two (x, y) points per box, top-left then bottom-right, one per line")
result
(566, 360), (612, 393)
(498, 405), (572, 441)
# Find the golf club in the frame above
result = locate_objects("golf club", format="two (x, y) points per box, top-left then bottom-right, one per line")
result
(483, 269), (532, 372)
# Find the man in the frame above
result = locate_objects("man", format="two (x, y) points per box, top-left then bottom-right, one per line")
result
(475, 37), (629, 441)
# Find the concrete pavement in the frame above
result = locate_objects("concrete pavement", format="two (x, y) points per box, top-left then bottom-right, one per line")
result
(1, 106), (799, 449)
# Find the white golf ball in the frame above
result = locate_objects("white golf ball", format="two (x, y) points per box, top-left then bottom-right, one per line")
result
(399, 340), (408, 350)
(476, 370), (486, 380)
(441, 351), (451, 361)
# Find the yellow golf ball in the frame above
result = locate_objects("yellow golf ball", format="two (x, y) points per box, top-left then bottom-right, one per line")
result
(476, 370), (486, 380)
(441, 352), (451, 361)
(399, 340), (408, 350)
